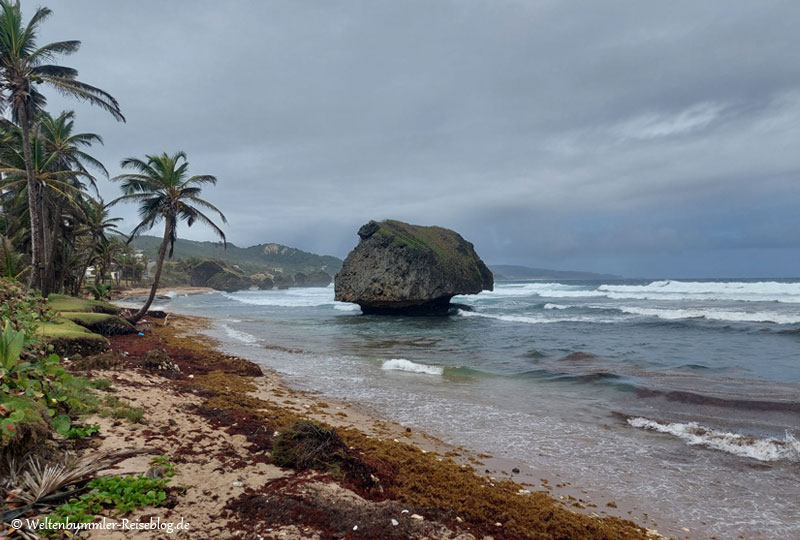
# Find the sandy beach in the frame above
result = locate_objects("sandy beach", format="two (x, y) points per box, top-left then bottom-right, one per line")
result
(65, 312), (667, 539)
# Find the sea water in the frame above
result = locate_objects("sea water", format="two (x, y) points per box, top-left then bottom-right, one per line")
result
(163, 279), (800, 539)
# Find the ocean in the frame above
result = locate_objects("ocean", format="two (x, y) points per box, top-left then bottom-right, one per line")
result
(161, 279), (800, 539)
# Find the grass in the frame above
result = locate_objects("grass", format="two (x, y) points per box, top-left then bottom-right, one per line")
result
(36, 319), (110, 356)
(96, 396), (145, 423)
(88, 378), (112, 390)
(47, 294), (121, 315)
(58, 312), (136, 336)
(36, 319), (99, 338)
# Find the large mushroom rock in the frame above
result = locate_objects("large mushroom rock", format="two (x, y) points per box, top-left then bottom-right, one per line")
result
(334, 220), (493, 315)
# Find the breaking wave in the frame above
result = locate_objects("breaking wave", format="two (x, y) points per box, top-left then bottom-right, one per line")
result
(544, 303), (800, 324)
(615, 306), (800, 324)
(627, 417), (800, 463)
(220, 323), (259, 344)
(381, 359), (444, 375)
(485, 280), (800, 303)
(457, 309), (617, 324)
(222, 289), (336, 307)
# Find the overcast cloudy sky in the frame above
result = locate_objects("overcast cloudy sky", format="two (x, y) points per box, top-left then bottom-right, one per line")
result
(35, 1), (800, 278)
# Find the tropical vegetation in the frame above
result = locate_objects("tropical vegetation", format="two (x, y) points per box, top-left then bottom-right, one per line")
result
(0, 2), (222, 520)
(111, 151), (226, 323)
(0, 0), (124, 294)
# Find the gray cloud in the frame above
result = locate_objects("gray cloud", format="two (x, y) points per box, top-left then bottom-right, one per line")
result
(31, 0), (800, 277)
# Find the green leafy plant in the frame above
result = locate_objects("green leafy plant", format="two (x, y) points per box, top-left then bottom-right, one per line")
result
(0, 278), (54, 337)
(46, 472), (173, 529)
(1, 314), (96, 444)
(66, 424), (100, 439)
(86, 282), (112, 300)
(149, 455), (177, 478)
(0, 319), (26, 371)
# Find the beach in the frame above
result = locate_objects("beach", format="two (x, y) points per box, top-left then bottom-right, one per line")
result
(133, 280), (800, 540)
(69, 309), (663, 540)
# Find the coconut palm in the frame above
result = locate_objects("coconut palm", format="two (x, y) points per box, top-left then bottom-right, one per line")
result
(37, 110), (107, 294)
(0, 0), (124, 291)
(72, 197), (121, 293)
(111, 151), (226, 323)
(0, 124), (93, 294)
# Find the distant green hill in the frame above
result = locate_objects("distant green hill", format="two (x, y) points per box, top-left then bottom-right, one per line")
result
(490, 264), (621, 281)
(131, 236), (342, 276)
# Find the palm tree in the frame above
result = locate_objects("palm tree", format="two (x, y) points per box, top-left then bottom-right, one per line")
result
(111, 152), (226, 324)
(73, 197), (121, 294)
(0, 0), (124, 291)
(38, 110), (107, 294)
(0, 123), (92, 294)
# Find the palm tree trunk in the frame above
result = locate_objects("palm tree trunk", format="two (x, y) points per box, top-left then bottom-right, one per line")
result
(126, 219), (171, 324)
(41, 198), (62, 296)
(19, 110), (44, 292)
(74, 256), (91, 296)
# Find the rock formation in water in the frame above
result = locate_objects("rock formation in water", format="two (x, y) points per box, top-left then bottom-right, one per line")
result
(190, 260), (253, 292)
(334, 220), (493, 314)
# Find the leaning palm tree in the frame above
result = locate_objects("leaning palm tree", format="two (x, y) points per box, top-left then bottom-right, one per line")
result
(0, 0), (124, 291)
(111, 152), (226, 324)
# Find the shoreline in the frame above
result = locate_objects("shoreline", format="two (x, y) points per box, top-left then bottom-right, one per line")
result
(195, 314), (688, 538)
(75, 314), (657, 538)
(106, 288), (676, 538)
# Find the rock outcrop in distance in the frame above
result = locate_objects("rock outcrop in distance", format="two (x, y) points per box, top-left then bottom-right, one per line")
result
(334, 220), (493, 315)
(190, 260), (332, 292)
(190, 260), (254, 292)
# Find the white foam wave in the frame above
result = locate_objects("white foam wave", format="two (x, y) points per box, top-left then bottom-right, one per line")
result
(381, 358), (444, 375)
(220, 323), (259, 344)
(334, 303), (362, 312)
(482, 280), (800, 303)
(458, 309), (617, 324)
(628, 417), (800, 462)
(616, 306), (800, 324)
(543, 303), (570, 310)
(222, 288), (335, 307)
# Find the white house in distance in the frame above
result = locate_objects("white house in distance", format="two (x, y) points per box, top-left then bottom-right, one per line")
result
(84, 249), (146, 282)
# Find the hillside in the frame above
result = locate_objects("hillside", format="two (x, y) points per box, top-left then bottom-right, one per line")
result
(131, 236), (343, 275)
(490, 264), (621, 281)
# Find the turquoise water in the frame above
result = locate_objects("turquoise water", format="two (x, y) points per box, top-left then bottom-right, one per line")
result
(160, 279), (800, 539)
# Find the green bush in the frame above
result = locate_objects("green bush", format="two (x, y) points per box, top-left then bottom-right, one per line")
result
(1, 311), (96, 446)
(47, 472), (173, 530)
(0, 278), (54, 336)
(66, 424), (100, 440)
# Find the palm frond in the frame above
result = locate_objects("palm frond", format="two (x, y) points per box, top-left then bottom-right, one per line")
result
(38, 76), (125, 122)
(27, 39), (80, 63)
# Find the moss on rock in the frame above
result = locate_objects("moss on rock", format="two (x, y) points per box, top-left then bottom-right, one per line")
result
(36, 319), (110, 357)
(334, 219), (493, 314)
(59, 312), (137, 336)
(47, 294), (121, 315)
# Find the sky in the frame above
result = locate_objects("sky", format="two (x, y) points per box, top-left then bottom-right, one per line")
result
(33, 0), (800, 278)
